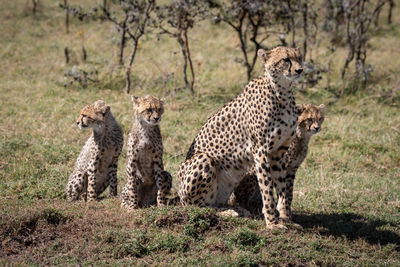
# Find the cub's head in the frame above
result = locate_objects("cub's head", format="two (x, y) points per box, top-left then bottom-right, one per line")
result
(132, 95), (165, 126)
(76, 100), (111, 130)
(297, 104), (325, 136)
(258, 47), (303, 81)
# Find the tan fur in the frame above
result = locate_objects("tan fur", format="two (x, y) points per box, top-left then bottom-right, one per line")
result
(66, 100), (123, 201)
(230, 104), (325, 217)
(177, 47), (304, 229)
(121, 95), (172, 209)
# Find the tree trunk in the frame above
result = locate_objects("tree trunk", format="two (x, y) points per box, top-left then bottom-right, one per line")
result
(237, 13), (251, 81)
(64, 47), (69, 64)
(342, 11), (354, 79)
(178, 34), (189, 90)
(388, 0), (394, 24)
(224, 12), (250, 80)
(249, 19), (262, 77)
(373, 1), (383, 27)
(82, 44), (87, 62)
(183, 29), (195, 95)
(119, 15), (129, 66)
(125, 41), (138, 94)
(64, 0), (69, 33)
(32, 0), (38, 18)
(302, 2), (308, 60)
(287, 0), (296, 47)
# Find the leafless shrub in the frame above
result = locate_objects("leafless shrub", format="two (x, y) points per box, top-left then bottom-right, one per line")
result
(341, 0), (375, 88)
(156, 0), (212, 95)
(300, 61), (328, 88)
(60, 0), (157, 93)
(214, 0), (286, 81)
(102, 0), (156, 93)
(63, 66), (99, 88)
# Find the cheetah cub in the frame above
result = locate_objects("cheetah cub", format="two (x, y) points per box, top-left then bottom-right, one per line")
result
(66, 100), (124, 201)
(230, 104), (325, 217)
(121, 95), (172, 209)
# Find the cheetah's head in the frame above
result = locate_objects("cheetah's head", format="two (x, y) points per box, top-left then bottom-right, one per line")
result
(76, 100), (111, 131)
(297, 104), (325, 136)
(132, 95), (165, 126)
(258, 47), (303, 82)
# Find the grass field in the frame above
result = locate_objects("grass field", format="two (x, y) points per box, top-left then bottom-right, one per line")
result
(0, 0), (399, 265)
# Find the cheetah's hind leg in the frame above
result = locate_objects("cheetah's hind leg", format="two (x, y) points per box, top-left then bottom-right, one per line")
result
(178, 152), (218, 207)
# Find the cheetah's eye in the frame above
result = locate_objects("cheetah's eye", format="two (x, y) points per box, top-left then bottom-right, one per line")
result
(284, 58), (291, 63)
(307, 118), (313, 123)
(82, 114), (86, 118)
(147, 108), (153, 113)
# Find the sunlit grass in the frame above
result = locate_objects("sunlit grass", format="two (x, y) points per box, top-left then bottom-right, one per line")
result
(0, 0), (399, 265)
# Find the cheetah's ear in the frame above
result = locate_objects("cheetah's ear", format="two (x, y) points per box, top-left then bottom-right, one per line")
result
(131, 95), (140, 106)
(94, 100), (110, 115)
(258, 49), (270, 64)
(160, 97), (166, 104)
(100, 105), (110, 115)
(94, 100), (106, 108)
(296, 104), (306, 116)
(318, 104), (325, 114)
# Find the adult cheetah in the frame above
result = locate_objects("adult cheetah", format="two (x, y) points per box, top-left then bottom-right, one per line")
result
(66, 100), (123, 201)
(178, 47), (303, 229)
(121, 95), (172, 209)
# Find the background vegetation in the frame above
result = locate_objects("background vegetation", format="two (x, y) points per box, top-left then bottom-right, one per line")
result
(0, 0), (399, 265)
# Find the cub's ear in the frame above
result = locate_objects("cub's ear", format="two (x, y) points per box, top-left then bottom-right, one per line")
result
(101, 105), (110, 115)
(94, 100), (110, 115)
(94, 100), (106, 108)
(160, 97), (166, 104)
(318, 104), (325, 114)
(296, 104), (307, 116)
(258, 49), (270, 64)
(131, 95), (140, 106)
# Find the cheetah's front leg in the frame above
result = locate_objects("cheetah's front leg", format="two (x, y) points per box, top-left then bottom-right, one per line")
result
(87, 147), (101, 201)
(284, 168), (298, 219)
(107, 155), (120, 197)
(254, 147), (285, 229)
(269, 148), (291, 223)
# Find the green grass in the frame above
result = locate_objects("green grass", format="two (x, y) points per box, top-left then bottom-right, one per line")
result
(0, 0), (399, 265)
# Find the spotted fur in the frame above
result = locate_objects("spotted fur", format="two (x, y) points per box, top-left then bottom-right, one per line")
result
(178, 47), (303, 229)
(121, 95), (172, 209)
(66, 100), (124, 201)
(230, 104), (325, 217)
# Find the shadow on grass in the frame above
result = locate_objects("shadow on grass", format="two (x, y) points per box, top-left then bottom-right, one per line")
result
(294, 212), (400, 250)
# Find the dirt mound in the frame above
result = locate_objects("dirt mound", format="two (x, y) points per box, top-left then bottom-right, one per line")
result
(0, 208), (67, 256)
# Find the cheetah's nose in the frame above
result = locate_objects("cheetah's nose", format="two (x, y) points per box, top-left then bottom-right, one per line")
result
(295, 68), (303, 74)
(154, 117), (160, 122)
(314, 126), (320, 132)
